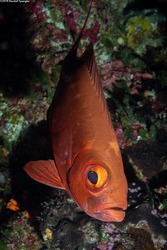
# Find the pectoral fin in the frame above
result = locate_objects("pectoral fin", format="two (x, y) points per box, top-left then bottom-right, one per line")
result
(24, 160), (65, 189)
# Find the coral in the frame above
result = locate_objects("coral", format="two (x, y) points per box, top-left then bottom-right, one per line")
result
(153, 185), (167, 226)
(126, 13), (166, 55)
(98, 218), (167, 250)
(24, 0), (101, 74)
(106, 0), (134, 15)
(78, 221), (99, 245)
(99, 60), (166, 148)
(0, 212), (42, 249)
(0, 93), (29, 156)
(100, 60), (153, 91)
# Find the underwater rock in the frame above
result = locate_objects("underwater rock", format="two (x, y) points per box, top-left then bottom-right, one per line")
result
(124, 139), (167, 179)
(125, 182), (167, 238)
(0, 170), (8, 185)
(96, 180), (167, 249)
(38, 189), (100, 249)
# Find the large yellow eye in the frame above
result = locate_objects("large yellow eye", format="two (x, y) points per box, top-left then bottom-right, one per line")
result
(86, 165), (108, 191)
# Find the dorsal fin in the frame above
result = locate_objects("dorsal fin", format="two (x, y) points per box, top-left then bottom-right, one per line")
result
(59, 0), (93, 78)
(81, 43), (111, 124)
(72, 0), (93, 51)
(65, 0), (93, 62)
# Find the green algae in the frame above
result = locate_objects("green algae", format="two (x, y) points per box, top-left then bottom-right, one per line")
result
(100, 23), (126, 52)
(0, 241), (8, 250)
(162, 189), (167, 211)
(77, 247), (84, 250)
(117, 80), (130, 93)
(100, 227), (110, 242)
(30, 67), (55, 103)
(0, 183), (11, 197)
(100, 32), (114, 50)
(80, 0), (89, 13)
(139, 128), (149, 140)
(157, 70), (167, 87)
(113, 86), (166, 143)
(163, 199), (167, 211)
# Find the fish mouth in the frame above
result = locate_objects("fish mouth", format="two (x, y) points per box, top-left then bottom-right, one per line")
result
(83, 198), (127, 222)
(93, 207), (126, 222)
(89, 202), (127, 222)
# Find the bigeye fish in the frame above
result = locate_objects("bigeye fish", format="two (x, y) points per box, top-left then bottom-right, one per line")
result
(24, 3), (128, 222)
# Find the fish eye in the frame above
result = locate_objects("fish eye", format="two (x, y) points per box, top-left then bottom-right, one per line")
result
(86, 165), (108, 191)
(88, 171), (98, 184)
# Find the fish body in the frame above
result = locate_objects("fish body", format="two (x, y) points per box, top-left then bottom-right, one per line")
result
(24, 5), (128, 222)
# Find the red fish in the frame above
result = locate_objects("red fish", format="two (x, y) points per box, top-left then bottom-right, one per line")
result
(24, 3), (128, 222)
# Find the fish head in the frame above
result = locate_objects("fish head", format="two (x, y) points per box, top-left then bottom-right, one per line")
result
(68, 149), (128, 222)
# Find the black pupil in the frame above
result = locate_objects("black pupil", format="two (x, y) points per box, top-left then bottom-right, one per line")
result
(88, 171), (98, 185)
